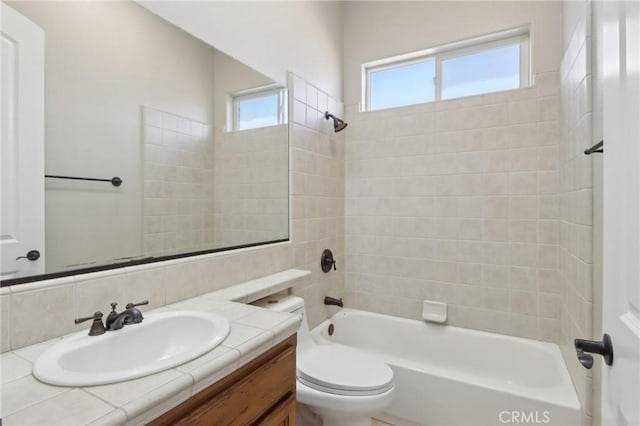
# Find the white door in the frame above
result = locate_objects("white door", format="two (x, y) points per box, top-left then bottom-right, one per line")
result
(0, 4), (45, 278)
(601, 0), (640, 425)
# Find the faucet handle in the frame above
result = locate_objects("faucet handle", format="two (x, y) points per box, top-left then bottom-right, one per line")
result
(74, 311), (106, 336)
(105, 302), (120, 330)
(124, 300), (148, 325)
(125, 300), (149, 309)
(75, 311), (103, 324)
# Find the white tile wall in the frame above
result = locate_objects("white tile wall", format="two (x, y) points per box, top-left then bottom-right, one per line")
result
(559, 1), (595, 423)
(213, 125), (289, 246)
(288, 73), (346, 327)
(344, 74), (562, 342)
(1, 291), (11, 352)
(1, 243), (294, 351)
(142, 107), (214, 257)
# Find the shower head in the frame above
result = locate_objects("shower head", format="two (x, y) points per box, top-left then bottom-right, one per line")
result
(324, 111), (348, 133)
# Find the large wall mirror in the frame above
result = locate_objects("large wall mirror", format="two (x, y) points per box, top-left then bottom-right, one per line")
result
(1, 1), (289, 284)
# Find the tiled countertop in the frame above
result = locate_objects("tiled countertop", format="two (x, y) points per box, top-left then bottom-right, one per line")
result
(0, 270), (308, 426)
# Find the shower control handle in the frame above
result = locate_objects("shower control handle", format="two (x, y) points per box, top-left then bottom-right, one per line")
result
(321, 249), (337, 273)
(574, 334), (613, 369)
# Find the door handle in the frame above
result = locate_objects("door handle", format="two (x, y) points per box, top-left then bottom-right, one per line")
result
(16, 250), (40, 261)
(574, 333), (614, 369)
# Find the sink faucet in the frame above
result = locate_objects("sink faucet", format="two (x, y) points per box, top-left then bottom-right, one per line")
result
(105, 300), (149, 331)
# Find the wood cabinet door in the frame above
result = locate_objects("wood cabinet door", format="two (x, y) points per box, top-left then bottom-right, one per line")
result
(149, 336), (296, 426)
(258, 395), (296, 426)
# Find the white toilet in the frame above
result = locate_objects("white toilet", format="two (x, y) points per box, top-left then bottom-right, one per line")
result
(253, 294), (394, 426)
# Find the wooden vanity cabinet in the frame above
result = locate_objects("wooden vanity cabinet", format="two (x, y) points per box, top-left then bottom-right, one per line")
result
(149, 335), (297, 426)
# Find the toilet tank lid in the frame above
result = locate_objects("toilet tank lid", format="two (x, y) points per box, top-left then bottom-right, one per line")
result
(251, 294), (304, 313)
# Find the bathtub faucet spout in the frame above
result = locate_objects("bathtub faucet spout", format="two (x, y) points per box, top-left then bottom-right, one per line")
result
(324, 296), (343, 308)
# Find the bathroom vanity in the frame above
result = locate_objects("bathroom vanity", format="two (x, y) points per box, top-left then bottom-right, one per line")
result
(0, 270), (308, 425)
(150, 335), (296, 426)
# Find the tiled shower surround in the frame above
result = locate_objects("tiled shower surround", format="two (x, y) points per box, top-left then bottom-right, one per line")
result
(142, 107), (214, 257)
(143, 107), (290, 254)
(213, 125), (289, 247)
(559, 0), (596, 422)
(344, 72), (562, 342)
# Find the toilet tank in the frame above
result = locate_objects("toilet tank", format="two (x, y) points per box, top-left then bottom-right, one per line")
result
(251, 293), (305, 315)
(251, 294), (315, 350)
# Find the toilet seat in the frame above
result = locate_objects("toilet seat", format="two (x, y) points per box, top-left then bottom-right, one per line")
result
(297, 345), (394, 396)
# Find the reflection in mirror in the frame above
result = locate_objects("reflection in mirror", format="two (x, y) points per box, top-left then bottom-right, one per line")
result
(1, 1), (289, 282)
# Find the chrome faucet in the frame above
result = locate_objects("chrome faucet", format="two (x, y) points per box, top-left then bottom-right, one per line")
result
(105, 300), (149, 331)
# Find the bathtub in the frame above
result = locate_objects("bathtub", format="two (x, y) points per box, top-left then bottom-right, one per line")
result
(312, 309), (581, 426)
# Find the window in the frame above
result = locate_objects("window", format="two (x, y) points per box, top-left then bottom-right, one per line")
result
(363, 27), (530, 111)
(231, 85), (287, 131)
(369, 59), (435, 110)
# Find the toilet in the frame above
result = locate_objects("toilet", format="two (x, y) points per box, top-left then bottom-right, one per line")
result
(253, 294), (395, 426)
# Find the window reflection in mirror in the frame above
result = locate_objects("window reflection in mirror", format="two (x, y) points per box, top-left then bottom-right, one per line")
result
(232, 85), (287, 131)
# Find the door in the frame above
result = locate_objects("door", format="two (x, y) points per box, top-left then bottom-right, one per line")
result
(0, 3), (45, 278)
(601, 1), (640, 425)
(260, 395), (296, 426)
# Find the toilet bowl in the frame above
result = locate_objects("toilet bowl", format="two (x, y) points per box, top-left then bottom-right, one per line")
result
(253, 294), (395, 426)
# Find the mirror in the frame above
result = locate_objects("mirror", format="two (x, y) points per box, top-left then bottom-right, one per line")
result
(2, 1), (289, 282)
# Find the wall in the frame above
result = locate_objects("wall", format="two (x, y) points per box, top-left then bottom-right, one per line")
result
(559, 0), (597, 423)
(340, 0), (565, 342)
(142, 107), (215, 257)
(139, 1), (344, 101)
(288, 73), (346, 326)
(344, 76), (562, 341)
(343, 1), (562, 106)
(213, 125), (289, 247)
(143, 114), (289, 254)
(8, 1), (218, 272)
(590, 2), (604, 424)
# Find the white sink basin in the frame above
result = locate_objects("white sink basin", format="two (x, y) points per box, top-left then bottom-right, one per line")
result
(33, 310), (230, 386)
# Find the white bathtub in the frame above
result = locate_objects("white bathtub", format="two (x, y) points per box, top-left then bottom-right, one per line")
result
(312, 309), (581, 426)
